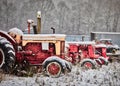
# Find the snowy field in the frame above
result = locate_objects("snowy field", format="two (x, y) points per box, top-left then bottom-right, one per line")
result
(0, 62), (120, 86)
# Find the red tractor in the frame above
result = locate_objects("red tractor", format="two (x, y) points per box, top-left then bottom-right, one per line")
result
(95, 44), (109, 60)
(66, 41), (109, 69)
(0, 12), (71, 77)
(98, 39), (120, 55)
(0, 28), (72, 77)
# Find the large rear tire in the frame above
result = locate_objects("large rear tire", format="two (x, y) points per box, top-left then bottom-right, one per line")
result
(0, 37), (15, 73)
(0, 48), (5, 68)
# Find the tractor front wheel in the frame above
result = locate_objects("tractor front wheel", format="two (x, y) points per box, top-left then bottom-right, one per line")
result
(98, 57), (108, 65)
(45, 61), (62, 78)
(81, 59), (96, 69)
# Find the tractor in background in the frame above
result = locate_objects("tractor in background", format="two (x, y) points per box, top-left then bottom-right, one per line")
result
(91, 32), (120, 56)
(95, 44), (109, 65)
(99, 39), (120, 55)
(0, 11), (71, 77)
(65, 41), (109, 69)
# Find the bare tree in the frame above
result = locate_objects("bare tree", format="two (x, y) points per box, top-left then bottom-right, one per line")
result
(57, 1), (69, 33)
(112, 0), (120, 32)
(92, 0), (102, 31)
(41, 0), (55, 32)
(105, 0), (112, 32)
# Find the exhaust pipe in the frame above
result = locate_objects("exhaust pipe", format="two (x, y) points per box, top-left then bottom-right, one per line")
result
(27, 19), (34, 34)
(32, 24), (37, 34)
(37, 11), (41, 34)
(51, 27), (55, 34)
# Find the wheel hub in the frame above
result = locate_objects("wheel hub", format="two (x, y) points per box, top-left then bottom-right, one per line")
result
(48, 62), (60, 75)
(84, 62), (92, 69)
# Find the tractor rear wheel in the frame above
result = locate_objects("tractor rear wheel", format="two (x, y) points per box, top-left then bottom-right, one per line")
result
(81, 59), (96, 69)
(0, 48), (5, 68)
(45, 61), (62, 77)
(0, 37), (15, 73)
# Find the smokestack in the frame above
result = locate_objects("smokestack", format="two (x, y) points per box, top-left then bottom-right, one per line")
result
(27, 19), (34, 34)
(82, 35), (85, 41)
(37, 11), (41, 34)
(51, 27), (55, 34)
(32, 24), (37, 34)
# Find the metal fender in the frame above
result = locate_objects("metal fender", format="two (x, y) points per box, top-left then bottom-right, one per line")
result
(80, 58), (96, 65)
(0, 30), (16, 45)
(42, 56), (72, 72)
(98, 56), (108, 65)
(80, 58), (97, 69)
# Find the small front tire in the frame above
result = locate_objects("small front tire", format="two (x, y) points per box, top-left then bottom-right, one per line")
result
(45, 61), (62, 78)
(98, 57), (108, 65)
(81, 59), (96, 69)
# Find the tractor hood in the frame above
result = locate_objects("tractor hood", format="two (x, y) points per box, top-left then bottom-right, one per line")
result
(22, 34), (66, 41)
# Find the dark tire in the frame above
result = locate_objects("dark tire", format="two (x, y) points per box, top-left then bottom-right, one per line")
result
(0, 48), (5, 68)
(45, 60), (63, 78)
(81, 59), (96, 69)
(0, 37), (15, 73)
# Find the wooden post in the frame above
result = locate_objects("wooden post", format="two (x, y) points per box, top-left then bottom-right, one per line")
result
(37, 11), (41, 34)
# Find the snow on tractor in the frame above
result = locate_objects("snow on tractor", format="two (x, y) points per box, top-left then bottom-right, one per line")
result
(0, 11), (72, 77)
(65, 42), (81, 64)
(66, 41), (109, 69)
(98, 39), (120, 55)
(0, 29), (72, 77)
(95, 44), (109, 65)
(91, 32), (120, 56)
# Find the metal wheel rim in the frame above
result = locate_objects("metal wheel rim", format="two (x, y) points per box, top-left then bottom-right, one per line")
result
(0, 48), (5, 68)
(84, 62), (93, 69)
(46, 62), (61, 77)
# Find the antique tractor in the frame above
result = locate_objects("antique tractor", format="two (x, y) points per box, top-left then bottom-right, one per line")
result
(0, 28), (72, 77)
(0, 11), (71, 77)
(95, 44), (109, 60)
(95, 44), (109, 65)
(99, 39), (120, 55)
(66, 41), (109, 69)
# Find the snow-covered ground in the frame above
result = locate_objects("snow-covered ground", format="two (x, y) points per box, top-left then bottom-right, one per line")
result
(0, 62), (120, 86)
